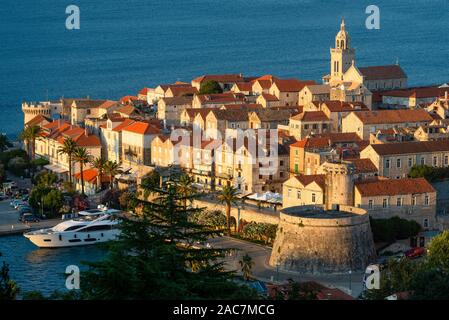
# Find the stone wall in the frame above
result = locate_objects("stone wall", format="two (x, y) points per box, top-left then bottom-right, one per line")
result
(194, 199), (280, 225)
(269, 205), (376, 274)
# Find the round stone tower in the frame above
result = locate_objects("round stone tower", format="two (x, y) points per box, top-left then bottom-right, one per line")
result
(318, 161), (355, 210)
(269, 205), (376, 274)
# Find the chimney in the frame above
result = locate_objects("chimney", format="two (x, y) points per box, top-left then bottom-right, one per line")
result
(445, 91), (448, 100)
(85, 127), (89, 136)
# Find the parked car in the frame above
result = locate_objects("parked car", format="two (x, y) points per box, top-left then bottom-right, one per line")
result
(18, 206), (33, 215)
(9, 199), (25, 209)
(20, 213), (40, 223)
(405, 247), (426, 259)
(14, 201), (27, 209)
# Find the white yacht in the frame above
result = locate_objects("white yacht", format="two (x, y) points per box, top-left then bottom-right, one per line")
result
(24, 206), (122, 248)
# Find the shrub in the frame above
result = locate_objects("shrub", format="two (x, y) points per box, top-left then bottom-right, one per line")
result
(199, 80), (223, 94)
(7, 156), (28, 177)
(370, 216), (421, 243)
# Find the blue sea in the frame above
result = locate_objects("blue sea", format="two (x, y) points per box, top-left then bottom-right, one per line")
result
(0, 0), (448, 139)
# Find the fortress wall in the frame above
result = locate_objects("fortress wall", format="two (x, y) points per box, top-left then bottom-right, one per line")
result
(269, 206), (376, 274)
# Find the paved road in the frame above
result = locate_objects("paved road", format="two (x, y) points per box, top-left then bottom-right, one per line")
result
(0, 200), (60, 236)
(209, 236), (365, 298)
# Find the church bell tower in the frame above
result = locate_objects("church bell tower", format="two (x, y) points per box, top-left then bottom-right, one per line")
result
(330, 19), (356, 83)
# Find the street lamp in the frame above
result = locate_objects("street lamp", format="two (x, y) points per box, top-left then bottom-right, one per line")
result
(276, 262), (280, 282)
(349, 270), (352, 295)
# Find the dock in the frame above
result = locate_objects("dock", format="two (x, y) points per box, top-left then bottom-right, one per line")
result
(0, 219), (60, 237)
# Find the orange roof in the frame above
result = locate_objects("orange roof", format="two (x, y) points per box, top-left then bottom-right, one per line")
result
(291, 111), (330, 122)
(138, 87), (150, 95)
(355, 178), (435, 197)
(273, 79), (317, 92)
(322, 100), (368, 112)
(73, 168), (110, 184)
(256, 75), (279, 81)
(348, 158), (378, 173)
(293, 174), (325, 190)
(254, 79), (273, 90)
(192, 74), (244, 83)
(25, 114), (51, 127)
(370, 140), (449, 155)
(122, 121), (160, 135)
(119, 96), (138, 104)
(74, 134), (101, 147)
(197, 92), (245, 104)
(353, 109), (433, 124)
(112, 119), (137, 132)
(167, 85), (198, 96)
(290, 137), (330, 149)
(116, 105), (138, 115)
(98, 100), (118, 109)
(233, 82), (253, 91)
(359, 65), (407, 80)
(261, 93), (279, 101)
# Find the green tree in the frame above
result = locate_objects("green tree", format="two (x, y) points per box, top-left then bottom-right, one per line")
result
(34, 171), (58, 188)
(20, 125), (41, 161)
(218, 186), (239, 236)
(90, 157), (106, 190)
(363, 258), (419, 300)
(199, 80), (223, 94)
(80, 177), (258, 300)
(58, 137), (77, 184)
(0, 134), (12, 152)
(410, 267), (449, 300)
(7, 156), (28, 177)
(239, 253), (254, 281)
(177, 174), (194, 209)
(370, 216), (421, 243)
(0, 252), (19, 300)
(73, 147), (91, 196)
(426, 230), (449, 270)
(43, 189), (64, 217)
(104, 160), (121, 190)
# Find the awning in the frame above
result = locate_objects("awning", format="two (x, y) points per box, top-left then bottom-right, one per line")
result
(44, 164), (68, 174)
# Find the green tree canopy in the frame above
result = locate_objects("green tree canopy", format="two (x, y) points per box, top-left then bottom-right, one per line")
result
(80, 175), (258, 299)
(199, 80), (223, 94)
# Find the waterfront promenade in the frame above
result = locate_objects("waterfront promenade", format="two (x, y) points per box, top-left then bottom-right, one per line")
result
(0, 200), (59, 236)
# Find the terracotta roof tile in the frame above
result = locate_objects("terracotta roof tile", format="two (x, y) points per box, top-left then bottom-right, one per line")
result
(294, 174), (325, 190)
(192, 74), (244, 83)
(353, 109), (433, 124)
(273, 79), (317, 92)
(358, 65), (407, 80)
(355, 178), (435, 197)
(122, 121), (160, 135)
(291, 111), (330, 122)
(370, 140), (449, 155)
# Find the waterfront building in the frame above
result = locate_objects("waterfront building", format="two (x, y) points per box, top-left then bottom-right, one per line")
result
(191, 74), (246, 91)
(121, 121), (161, 169)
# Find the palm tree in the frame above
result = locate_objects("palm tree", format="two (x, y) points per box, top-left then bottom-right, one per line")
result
(217, 185), (239, 235)
(26, 125), (42, 160)
(58, 137), (77, 184)
(90, 156), (106, 190)
(19, 129), (31, 156)
(104, 160), (121, 190)
(177, 174), (194, 209)
(239, 253), (254, 281)
(73, 147), (91, 196)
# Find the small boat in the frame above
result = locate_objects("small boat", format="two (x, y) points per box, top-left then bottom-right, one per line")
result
(24, 206), (122, 248)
